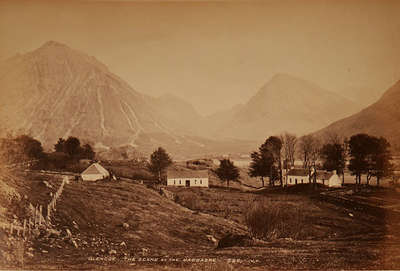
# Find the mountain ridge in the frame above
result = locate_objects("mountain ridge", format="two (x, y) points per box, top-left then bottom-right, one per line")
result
(314, 79), (400, 150)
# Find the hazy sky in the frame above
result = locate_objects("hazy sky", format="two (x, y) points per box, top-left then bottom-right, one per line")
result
(1, 0), (399, 115)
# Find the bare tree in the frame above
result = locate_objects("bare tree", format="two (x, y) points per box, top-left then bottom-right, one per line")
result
(280, 132), (297, 170)
(298, 135), (315, 170)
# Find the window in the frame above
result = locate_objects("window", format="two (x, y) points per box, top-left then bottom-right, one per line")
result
(174, 180), (176, 185)
(195, 180), (197, 184)
(179, 180), (181, 185)
(200, 179), (202, 184)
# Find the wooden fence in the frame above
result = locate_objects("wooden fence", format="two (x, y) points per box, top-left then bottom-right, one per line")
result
(1, 176), (69, 239)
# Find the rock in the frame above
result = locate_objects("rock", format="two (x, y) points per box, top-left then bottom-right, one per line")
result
(42, 181), (53, 189)
(71, 239), (78, 248)
(47, 229), (61, 237)
(109, 249), (117, 255)
(120, 241), (126, 246)
(217, 233), (248, 249)
(122, 223), (129, 229)
(349, 213), (354, 217)
(41, 250), (48, 253)
(32, 229), (41, 237)
(28, 247), (34, 252)
(206, 235), (218, 244)
(66, 229), (72, 237)
(26, 252), (34, 257)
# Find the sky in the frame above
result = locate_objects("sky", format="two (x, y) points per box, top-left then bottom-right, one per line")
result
(1, 0), (399, 115)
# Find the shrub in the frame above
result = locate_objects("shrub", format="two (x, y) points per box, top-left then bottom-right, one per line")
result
(244, 198), (306, 240)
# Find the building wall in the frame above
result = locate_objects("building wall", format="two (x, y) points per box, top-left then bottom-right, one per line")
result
(285, 175), (309, 186)
(167, 177), (209, 187)
(328, 175), (342, 187)
(82, 173), (106, 181)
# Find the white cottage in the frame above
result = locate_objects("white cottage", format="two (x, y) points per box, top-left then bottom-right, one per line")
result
(285, 168), (310, 186)
(315, 170), (342, 187)
(81, 163), (110, 181)
(167, 169), (209, 188)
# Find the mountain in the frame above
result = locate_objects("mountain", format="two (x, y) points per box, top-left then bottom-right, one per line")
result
(0, 41), (255, 158)
(210, 73), (360, 140)
(315, 80), (400, 151)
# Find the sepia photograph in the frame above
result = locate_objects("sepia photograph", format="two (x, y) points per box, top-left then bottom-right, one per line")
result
(0, 0), (399, 270)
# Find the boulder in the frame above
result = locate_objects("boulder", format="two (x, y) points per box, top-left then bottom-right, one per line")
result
(122, 223), (129, 229)
(217, 233), (249, 249)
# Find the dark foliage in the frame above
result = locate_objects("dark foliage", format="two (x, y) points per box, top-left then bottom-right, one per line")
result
(147, 147), (173, 182)
(215, 159), (240, 188)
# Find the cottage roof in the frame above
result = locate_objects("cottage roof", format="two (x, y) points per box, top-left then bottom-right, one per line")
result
(167, 168), (209, 179)
(81, 163), (109, 176)
(287, 168), (309, 177)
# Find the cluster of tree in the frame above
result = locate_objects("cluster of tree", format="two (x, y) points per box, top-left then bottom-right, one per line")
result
(348, 134), (393, 186)
(0, 134), (44, 164)
(54, 137), (95, 160)
(247, 131), (393, 188)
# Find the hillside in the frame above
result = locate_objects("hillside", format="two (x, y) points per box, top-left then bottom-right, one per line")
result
(2, 169), (400, 270)
(315, 80), (400, 150)
(0, 41), (255, 158)
(211, 74), (360, 140)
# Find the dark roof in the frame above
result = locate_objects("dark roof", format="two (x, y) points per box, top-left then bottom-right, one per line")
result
(287, 168), (309, 177)
(167, 168), (209, 179)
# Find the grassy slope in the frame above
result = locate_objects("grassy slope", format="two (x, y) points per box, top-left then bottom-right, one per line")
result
(2, 169), (400, 270)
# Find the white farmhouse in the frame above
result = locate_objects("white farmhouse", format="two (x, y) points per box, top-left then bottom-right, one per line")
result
(284, 168), (309, 186)
(167, 169), (209, 187)
(315, 170), (342, 187)
(81, 163), (110, 181)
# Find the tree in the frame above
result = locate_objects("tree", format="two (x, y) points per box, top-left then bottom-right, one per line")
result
(299, 135), (321, 187)
(249, 136), (282, 187)
(367, 137), (393, 186)
(298, 135), (315, 170)
(14, 135), (44, 160)
(54, 138), (66, 152)
(248, 150), (274, 187)
(81, 143), (95, 160)
(263, 136), (283, 186)
(64, 137), (81, 157)
(147, 147), (173, 183)
(280, 132), (297, 170)
(348, 134), (374, 186)
(215, 159), (240, 188)
(320, 143), (345, 175)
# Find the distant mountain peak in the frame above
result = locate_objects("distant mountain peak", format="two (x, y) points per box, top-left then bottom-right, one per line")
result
(41, 40), (68, 48)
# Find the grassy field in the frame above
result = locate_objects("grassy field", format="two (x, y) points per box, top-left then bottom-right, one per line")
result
(1, 169), (400, 270)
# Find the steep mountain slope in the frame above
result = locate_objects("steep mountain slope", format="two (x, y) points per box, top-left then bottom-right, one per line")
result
(315, 80), (400, 150)
(212, 74), (360, 140)
(0, 41), (173, 148)
(0, 41), (257, 158)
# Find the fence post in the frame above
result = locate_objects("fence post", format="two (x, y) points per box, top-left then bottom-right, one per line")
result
(39, 205), (43, 226)
(23, 219), (26, 238)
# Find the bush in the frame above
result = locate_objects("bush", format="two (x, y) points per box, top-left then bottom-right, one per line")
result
(244, 198), (306, 240)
